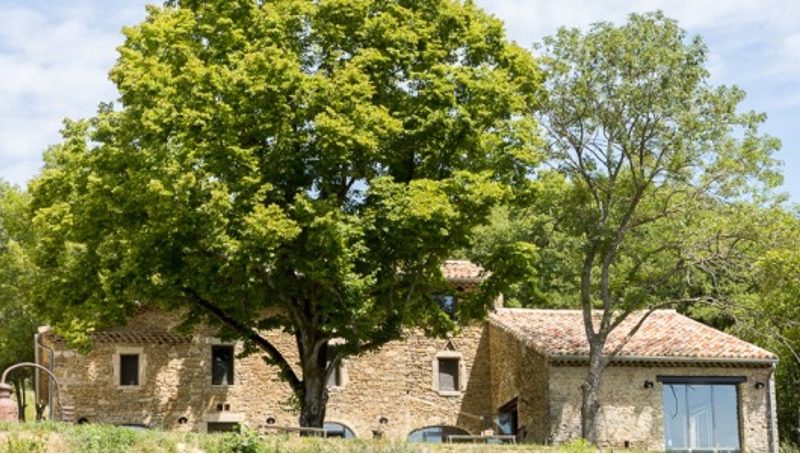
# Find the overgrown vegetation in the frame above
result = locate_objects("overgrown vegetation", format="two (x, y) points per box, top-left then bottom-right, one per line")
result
(0, 422), (592, 453)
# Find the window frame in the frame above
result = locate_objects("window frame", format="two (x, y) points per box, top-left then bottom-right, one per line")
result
(497, 398), (519, 436)
(432, 351), (463, 396)
(211, 345), (236, 387)
(433, 294), (457, 320)
(325, 353), (348, 390)
(408, 425), (470, 443)
(206, 422), (240, 433)
(113, 347), (145, 390)
(657, 376), (743, 453)
(323, 421), (356, 439)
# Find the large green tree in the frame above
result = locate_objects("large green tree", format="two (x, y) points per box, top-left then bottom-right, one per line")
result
(30, 0), (542, 426)
(0, 181), (38, 421)
(529, 12), (781, 442)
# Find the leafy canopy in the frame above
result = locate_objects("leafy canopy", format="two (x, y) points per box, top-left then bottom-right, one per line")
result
(30, 0), (542, 381)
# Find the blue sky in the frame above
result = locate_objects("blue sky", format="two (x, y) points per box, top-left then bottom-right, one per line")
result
(1, 0), (798, 201)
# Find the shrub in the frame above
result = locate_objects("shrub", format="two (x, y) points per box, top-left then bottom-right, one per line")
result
(67, 424), (137, 453)
(557, 438), (596, 453)
(203, 427), (264, 453)
(4, 433), (47, 453)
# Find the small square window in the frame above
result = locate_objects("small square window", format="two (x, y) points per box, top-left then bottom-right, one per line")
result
(120, 354), (140, 386)
(212, 346), (235, 386)
(438, 358), (459, 392)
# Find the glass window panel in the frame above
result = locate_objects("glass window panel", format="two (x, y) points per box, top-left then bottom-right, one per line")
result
(120, 354), (139, 386)
(662, 381), (741, 452)
(438, 358), (459, 391)
(663, 384), (688, 451)
(211, 346), (234, 386)
(434, 295), (456, 319)
(712, 385), (741, 451)
(497, 400), (518, 435)
(408, 426), (468, 443)
(324, 422), (355, 439)
(326, 351), (341, 387)
(687, 384), (713, 449)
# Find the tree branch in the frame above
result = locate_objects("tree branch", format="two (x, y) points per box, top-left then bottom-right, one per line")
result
(182, 287), (302, 394)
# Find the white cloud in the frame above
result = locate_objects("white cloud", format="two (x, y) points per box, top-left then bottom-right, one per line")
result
(0, 0), (148, 187)
(0, 0), (798, 198)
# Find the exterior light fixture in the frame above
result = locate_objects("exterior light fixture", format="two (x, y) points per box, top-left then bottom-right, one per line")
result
(643, 380), (654, 389)
(266, 416), (276, 425)
(755, 381), (766, 389)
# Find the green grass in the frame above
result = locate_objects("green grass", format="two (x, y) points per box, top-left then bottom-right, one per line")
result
(0, 422), (597, 453)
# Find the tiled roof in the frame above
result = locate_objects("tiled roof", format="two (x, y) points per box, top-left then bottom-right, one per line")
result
(490, 308), (776, 364)
(442, 260), (485, 282)
(42, 328), (192, 345)
(90, 330), (192, 344)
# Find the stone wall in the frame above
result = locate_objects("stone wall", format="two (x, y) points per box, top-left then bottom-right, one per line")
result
(41, 310), (492, 439)
(39, 309), (777, 450)
(547, 363), (776, 452)
(487, 322), (550, 443)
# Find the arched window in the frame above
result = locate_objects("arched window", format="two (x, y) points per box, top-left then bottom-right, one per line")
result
(324, 422), (356, 439)
(408, 426), (469, 443)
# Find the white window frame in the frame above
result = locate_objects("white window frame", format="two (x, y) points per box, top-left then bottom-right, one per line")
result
(113, 347), (146, 390)
(432, 351), (464, 396)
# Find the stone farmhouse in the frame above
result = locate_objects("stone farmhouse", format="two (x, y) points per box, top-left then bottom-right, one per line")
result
(35, 260), (778, 452)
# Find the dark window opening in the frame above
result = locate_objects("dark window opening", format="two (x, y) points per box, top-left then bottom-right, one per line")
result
(497, 398), (518, 436)
(324, 422), (355, 439)
(207, 422), (240, 433)
(662, 381), (741, 452)
(408, 426), (469, 443)
(212, 346), (234, 386)
(120, 354), (139, 386)
(438, 357), (459, 392)
(434, 295), (457, 319)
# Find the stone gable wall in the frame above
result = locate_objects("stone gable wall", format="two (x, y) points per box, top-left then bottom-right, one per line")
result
(486, 321), (550, 443)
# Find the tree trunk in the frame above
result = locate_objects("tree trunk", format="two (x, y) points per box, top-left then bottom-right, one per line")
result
(11, 374), (27, 422)
(297, 359), (328, 428)
(580, 339), (606, 444)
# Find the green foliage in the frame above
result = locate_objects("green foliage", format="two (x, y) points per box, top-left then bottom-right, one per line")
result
(3, 433), (47, 453)
(29, 0), (543, 423)
(67, 424), (138, 453)
(203, 427), (265, 453)
(0, 181), (37, 371)
(0, 423), (568, 453)
(0, 181), (38, 421)
(555, 438), (595, 453)
(471, 10), (783, 442)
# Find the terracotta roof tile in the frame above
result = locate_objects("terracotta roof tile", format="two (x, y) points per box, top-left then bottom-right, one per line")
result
(91, 330), (192, 344)
(43, 329), (191, 345)
(442, 260), (485, 282)
(490, 308), (776, 364)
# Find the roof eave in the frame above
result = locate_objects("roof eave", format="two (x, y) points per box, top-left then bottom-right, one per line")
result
(549, 354), (778, 368)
